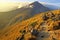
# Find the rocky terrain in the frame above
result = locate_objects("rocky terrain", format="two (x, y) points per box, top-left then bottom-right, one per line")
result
(0, 10), (60, 40)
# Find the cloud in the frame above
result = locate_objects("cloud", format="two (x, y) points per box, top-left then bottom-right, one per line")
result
(0, 0), (18, 2)
(0, 2), (31, 12)
(0, 1), (60, 12)
(0, 2), (19, 12)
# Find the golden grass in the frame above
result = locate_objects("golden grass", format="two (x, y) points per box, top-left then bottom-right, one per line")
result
(0, 10), (60, 40)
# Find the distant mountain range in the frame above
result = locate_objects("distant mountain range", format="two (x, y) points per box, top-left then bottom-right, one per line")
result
(42, 3), (60, 10)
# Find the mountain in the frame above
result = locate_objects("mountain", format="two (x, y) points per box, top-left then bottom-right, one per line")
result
(8, 1), (50, 26)
(0, 10), (60, 40)
(17, 2), (60, 10)
(29, 1), (50, 15)
(0, 1), (49, 29)
(42, 3), (60, 10)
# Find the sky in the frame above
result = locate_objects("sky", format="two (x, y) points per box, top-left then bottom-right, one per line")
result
(0, 0), (60, 3)
(0, 0), (60, 12)
(17, 0), (60, 3)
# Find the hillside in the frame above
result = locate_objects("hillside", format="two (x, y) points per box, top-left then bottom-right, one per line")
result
(0, 1), (49, 30)
(0, 10), (60, 40)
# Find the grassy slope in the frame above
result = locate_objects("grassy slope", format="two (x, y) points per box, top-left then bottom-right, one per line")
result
(0, 7), (32, 30)
(0, 10), (60, 40)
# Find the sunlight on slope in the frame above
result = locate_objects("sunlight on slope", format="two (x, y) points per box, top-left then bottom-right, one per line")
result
(0, 10), (60, 40)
